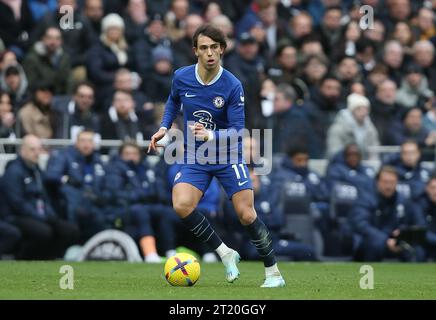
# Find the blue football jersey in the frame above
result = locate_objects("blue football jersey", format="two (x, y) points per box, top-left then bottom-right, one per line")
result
(161, 64), (246, 164)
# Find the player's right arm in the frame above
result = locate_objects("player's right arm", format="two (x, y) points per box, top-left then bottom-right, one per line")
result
(148, 76), (181, 153)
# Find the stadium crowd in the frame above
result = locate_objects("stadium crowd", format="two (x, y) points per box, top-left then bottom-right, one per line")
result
(1, 0), (436, 262)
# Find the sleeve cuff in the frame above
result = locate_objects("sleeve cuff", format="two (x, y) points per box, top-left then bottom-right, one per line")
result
(160, 127), (168, 131)
(208, 130), (215, 141)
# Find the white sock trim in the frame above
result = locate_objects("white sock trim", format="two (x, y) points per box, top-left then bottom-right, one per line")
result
(265, 263), (280, 277)
(215, 243), (232, 259)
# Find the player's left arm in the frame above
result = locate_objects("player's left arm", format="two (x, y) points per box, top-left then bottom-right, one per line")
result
(148, 76), (181, 152)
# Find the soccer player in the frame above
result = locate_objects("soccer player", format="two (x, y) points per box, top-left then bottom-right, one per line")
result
(148, 25), (285, 287)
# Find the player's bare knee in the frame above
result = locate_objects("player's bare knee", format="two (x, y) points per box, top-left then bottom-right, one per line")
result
(173, 199), (195, 217)
(237, 207), (257, 225)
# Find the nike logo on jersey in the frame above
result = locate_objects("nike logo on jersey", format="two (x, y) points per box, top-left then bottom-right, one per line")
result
(185, 93), (196, 98)
(238, 180), (248, 186)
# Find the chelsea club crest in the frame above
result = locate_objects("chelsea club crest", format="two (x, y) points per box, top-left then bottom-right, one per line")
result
(213, 96), (225, 108)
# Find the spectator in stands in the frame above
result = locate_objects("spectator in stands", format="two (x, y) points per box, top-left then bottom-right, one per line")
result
(258, 77), (276, 119)
(391, 21), (415, 56)
(396, 64), (434, 110)
(86, 13), (131, 109)
(334, 56), (362, 99)
(385, 0), (412, 33)
(391, 108), (436, 151)
(0, 90), (16, 140)
(412, 40), (436, 92)
(275, 144), (329, 203)
(364, 63), (389, 98)
(132, 12), (171, 78)
(225, 32), (264, 130)
(350, 81), (366, 96)
(416, 175), (436, 261)
(165, 0), (190, 42)
(104, 141), (177, 262)
(299, 53), (329, 97)
(3, 135), (80, 259)
(0, 63), (29, 111)
(363, 19), (386, 52)
(316, 5), (343, 56)
(31, 0), (94, 79)
(413, 8), (436, 42)
(106, 68), (148, 112)
(100, 90), (144, 143)
(331, 20), (362, 61)
(203, 1), (222, 23)
(350, 165), (426, 262)
(303, 74), (343, 158)
(0, 50), (18, 72)
(325, 144), (376, 216)
(300, 36), (325, 57)
(23, 26), (72, 95)
(327, 93), (379, 159)
(172, 14), (204, 69)
(18, 83), (59, 139)
(0, 0), (34, 58)
(383, 140), (431, 201)
(266, 44), (298, 86)
(210, 14), (236, 58)
(370, 79), (405, 145)
(288, 12), (314, 48)
(270, 84), (318, 157)
(82, 0), (104, 41)
(355, 38), (377, 77)
(123, 0), (150, 45)
(143, 46), (174, 103)
(45, 130), (107, 241)
(243, 3), (289, 59)
(52, 81), (101, 140)
(381, 40), (405, 86)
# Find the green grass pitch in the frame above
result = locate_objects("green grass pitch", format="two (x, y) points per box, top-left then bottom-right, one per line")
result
(0, 261), (435, 299)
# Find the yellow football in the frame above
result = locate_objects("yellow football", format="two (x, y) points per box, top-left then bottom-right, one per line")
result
(164, 253), (201, 286)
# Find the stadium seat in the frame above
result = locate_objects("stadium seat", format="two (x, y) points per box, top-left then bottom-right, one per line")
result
(282, 214), (323, 258)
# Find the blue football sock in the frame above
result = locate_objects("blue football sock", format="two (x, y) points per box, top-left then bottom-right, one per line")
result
(182, 209), (223, 250)
(244, 217), (276, 267)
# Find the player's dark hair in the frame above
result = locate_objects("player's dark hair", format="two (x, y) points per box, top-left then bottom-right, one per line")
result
(192, 24), (227, 50)
(376, 165), (399, 181)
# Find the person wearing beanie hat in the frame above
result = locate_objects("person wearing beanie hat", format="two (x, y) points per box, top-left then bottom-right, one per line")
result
(347, 92), (370, 113)
(86, 13), (129, 110)
(99, 13), (127, 65)
(327, 93), (379, 159)
(101, 13), (125, 33)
